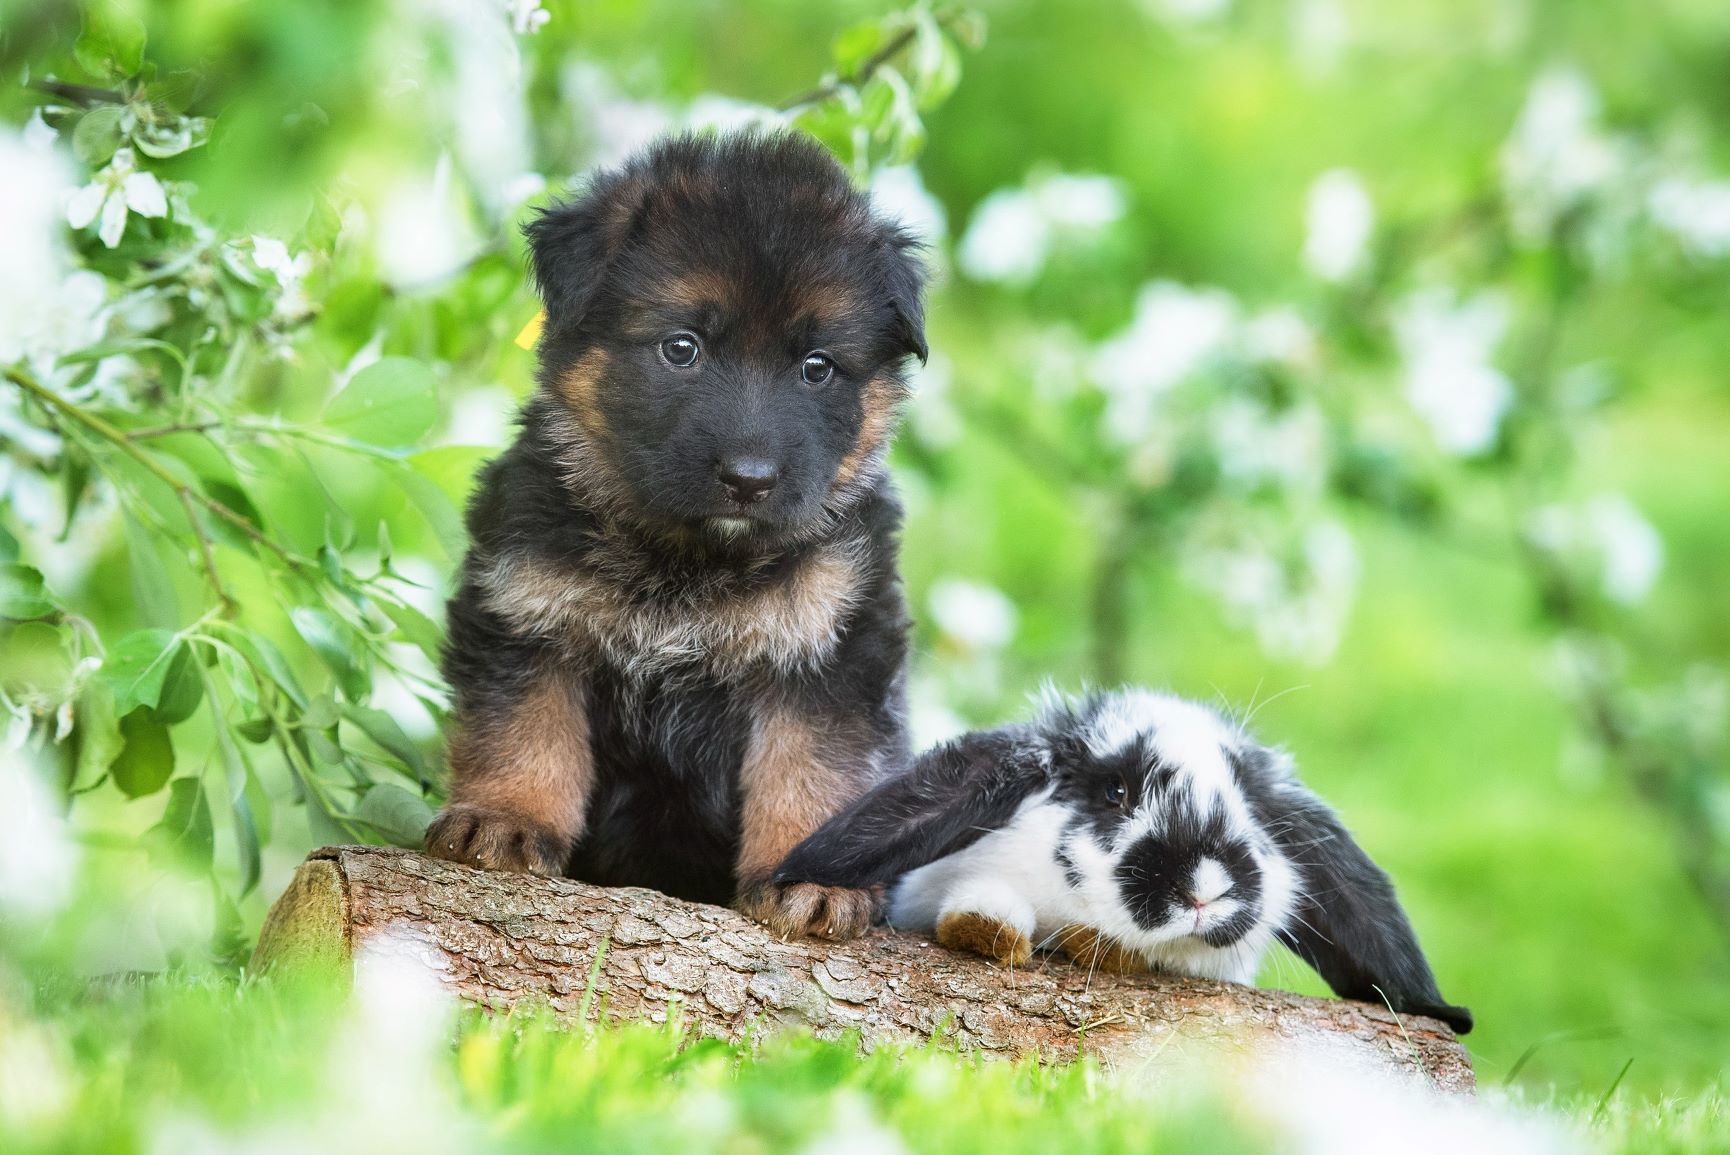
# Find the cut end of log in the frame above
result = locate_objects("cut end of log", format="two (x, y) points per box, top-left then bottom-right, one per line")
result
(254, 846), (1475, 1094)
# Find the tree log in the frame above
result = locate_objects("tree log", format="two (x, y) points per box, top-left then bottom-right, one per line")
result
(254, 846), (1474, 1093)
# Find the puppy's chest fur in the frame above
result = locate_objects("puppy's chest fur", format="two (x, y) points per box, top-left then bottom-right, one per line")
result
(478, 535), (867, 680)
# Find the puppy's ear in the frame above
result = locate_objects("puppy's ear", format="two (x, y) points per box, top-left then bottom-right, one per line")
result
(523, 174), (646, 334)
(773, 727), (1046, 888)
(879, 226), (929, 364)
(1234, 745), (1472, 1035)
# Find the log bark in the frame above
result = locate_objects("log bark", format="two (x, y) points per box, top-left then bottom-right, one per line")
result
(254, 845), (1474, 1093)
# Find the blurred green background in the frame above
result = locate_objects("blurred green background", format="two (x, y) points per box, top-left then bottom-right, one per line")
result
(3, 0), (1729, 1145)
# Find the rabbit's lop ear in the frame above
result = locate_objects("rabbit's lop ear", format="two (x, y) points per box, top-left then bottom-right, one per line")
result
(773, 727), (1048, 889)
(1238, 748), (1474, 1035)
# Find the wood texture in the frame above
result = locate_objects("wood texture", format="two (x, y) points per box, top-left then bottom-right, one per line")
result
(253, 845), (1475, 1093)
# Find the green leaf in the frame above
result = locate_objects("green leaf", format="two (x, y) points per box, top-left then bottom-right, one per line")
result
(72, 683), (123, 792)
(226, 628), (308, 709)
(75, 3), (147, 78)
(323, 357), (439, 448)
(343, 703), (428, 785)
(291, 606), (369, 700)
(72, 105), (125, 165)
(214, 719), (261, 894)
(0, 523), (18, 563)
(146, 778), (214, 872)
(236, 717), (274, 743)
(149, 641), (204, 725)
(400, 447), (487, 560)
(300, 780), (349, 848)
(60, 457), (92, 539)
(103, 629), (180, 715)
(378, 595), (444, 666)
(831, 19), (887, 74)
(354, 782), (435, 848)
(123, 510), (179, 629)
(0, 564), (54, 619)
(111, 709), (175, 798)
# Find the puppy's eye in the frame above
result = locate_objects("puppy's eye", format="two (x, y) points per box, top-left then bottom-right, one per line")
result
(801, 353), (836, 386)
(660, 334), (701, 368)
(1105, 777), (1128, 810)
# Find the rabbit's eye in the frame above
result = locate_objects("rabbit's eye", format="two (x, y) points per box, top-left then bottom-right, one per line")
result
(1104, 777), (1129, 810)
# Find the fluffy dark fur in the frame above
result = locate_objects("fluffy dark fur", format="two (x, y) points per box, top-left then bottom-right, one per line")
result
(426, 131), (926, 942)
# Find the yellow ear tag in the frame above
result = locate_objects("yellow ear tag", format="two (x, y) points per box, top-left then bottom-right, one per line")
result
(514, 309), (545, 350)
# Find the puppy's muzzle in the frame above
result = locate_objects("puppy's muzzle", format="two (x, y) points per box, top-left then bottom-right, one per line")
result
(717, 456), (779, 504)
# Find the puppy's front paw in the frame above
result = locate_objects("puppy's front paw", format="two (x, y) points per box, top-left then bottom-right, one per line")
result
(1052, 924), (1148, 974)
(737, 881), (880, 942)
(424, 804), (567, 875)
(936, 911), (1032, 967)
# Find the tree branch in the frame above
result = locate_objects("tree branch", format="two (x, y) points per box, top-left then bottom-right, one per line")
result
(5, 367), (307, 574)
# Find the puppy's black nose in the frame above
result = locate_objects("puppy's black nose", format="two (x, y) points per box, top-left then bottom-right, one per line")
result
(717, 457), (778, 504)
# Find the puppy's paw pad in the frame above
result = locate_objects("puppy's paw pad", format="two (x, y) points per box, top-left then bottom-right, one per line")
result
(936, 911), (1032, 967)
(738, 882), (879, 942)
(1052, 923), (1147, 974)
(424, 805), (566, 875)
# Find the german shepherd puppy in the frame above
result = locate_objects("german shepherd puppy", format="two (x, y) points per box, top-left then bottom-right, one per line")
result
(425, 132), (927, 941)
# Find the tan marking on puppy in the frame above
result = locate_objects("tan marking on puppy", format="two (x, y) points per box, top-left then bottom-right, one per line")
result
(733, 706), (877, 941)
(554, 348), (613, 442)
(479, 539), (866, 679)
(426, 666), (593, 875)
(1052, 924), (1149, 974)
(735, 707), (845, 881)
(797, 281), (865, 327)
(659, 269), (733, 312)
(937, 911), (1033, 967)
(833, 371), (903, 491)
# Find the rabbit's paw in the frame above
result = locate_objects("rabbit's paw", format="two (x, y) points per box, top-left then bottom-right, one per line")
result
(936, 911), (1033, 967)
(1053, 924), (1149, 974)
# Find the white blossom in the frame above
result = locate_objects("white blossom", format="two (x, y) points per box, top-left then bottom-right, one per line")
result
(957, 187), (1049, 285)
(1244, 1035), (1577, 1155)
(0, 1009), (76, 1134)
(374, 153), (484, 287)
(1392, 288), (1513, 456)
(563, 62), (675, 168)
(0, 755), (80, 921)
(251, 235), (314, 321)
(1211, 399), (1328, 497)
(1500, 67), (1618, 243)
(1528, 494), (1664, 605)
(1033, 172), (1127, 230)
(1089, 280), (1239, 443)
(502, 0), (549, 35)
(416, 0), (537, 213)
(1290, 0), (1349, 75)
(798, 1093), (909, 1155)
(906, 352), (962, 449)
(23, 109), (57, 149)
(1186, 519), (1359, 664)
(1649, 175), (1730, 258)
(0, 127), (104, 373)
(685, 94), (786, 135)
(1243, 306), (1319, 369)
(870, 165), (948, 244)
(928, 578), (1018, 651)
(65, 147), (168, 248)
(958, 170), (1125, 285)
(1303, 169), (1374, 282)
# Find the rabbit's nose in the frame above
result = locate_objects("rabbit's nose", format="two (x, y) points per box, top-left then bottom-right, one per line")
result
(1188, 858), (1233, 906)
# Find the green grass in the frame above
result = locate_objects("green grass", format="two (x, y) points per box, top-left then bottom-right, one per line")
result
(1, 973), (1724, 1154)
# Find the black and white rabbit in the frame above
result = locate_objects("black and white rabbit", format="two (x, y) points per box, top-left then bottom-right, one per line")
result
(774, 688), (1473, 1034)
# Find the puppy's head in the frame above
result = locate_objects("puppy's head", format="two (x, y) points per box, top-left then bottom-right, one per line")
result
(525, 131), (927, 545)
